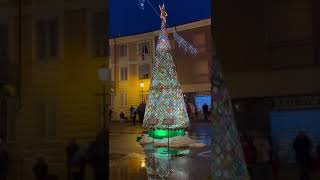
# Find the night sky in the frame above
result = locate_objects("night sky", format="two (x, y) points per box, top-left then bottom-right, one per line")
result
(108, 0), (211, 38)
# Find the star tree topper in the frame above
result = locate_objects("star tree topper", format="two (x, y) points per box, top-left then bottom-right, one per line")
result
(159, 4), (168, 24)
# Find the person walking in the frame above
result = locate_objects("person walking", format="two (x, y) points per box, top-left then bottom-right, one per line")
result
(119, 112), (126, 123)
(87, 131), (107, 180)
(293, 131), (312, 180)
(138, 103), (145, 124)
(129, 106), (136, 125)
(71, 146), (87, 180)
(202, 103), (209, 121)
(0, 138), (8, 180)
(33, 156), (48, 180)
(189, 103), (195, 120)
(66, 138), (80, 180)
(132, 107), (137, 125)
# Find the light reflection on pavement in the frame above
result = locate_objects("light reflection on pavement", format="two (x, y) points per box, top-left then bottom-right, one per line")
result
(109, 123), (212, 180)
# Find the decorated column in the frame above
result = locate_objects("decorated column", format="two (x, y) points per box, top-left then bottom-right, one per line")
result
(211, 60), (250, 179)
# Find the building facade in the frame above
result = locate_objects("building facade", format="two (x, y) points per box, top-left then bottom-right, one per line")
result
(108, 19), (212, 120)
(213, 0), (320, 160)
(1, 0), (109, 179)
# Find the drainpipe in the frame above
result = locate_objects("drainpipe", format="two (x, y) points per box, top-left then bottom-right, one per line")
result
(17, 0), (22, 109)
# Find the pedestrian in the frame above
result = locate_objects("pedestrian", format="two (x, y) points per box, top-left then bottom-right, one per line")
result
(202, 103), (209, 121)
(119, 112), (126, 123)
(189, 103), (195, 120)
(130, 106), (136, 125)
(138, 103), (145, 124)
(253, 135), (271, 163)
(0, 138), (8, 180)
(108, 107), (113, 120)
(129, 106), (134, 115)
(186, 103), (191, 118)
(66, 138), (80, 180)
(132, 107), (137, 125)
(315, 142), (320, 176)
(71, 146), (87, 180)
(33, 155), (48, 180)
(293, 131), (312, 180)
(87, 131), (107, 180)
(194, 105), (198, 120)
(240, 133), (256, 177)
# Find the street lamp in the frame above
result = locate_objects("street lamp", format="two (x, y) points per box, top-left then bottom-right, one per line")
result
(98, 65), (110, 129)
(97, 64), (110, 178)
(140, 82), (145, 103)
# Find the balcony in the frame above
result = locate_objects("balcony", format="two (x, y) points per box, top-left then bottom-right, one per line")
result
(137, 53), (153, 62)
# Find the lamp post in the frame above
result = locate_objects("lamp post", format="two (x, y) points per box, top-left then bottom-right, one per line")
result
(97, 64), (110, 178)
(140, 82), (145, 103)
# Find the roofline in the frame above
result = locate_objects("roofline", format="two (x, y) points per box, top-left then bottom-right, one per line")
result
(108, 18), (211, 43)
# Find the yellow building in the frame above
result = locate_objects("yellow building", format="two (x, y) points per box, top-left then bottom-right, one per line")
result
(109, 19), (213, 120)
(1, 0), (109, 179)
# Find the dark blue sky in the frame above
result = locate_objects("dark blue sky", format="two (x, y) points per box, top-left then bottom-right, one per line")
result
(108, 0), (211, 38)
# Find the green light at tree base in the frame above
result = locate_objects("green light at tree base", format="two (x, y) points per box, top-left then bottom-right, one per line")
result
(148, 129), (185, 139)
(155, 147), (191, 158)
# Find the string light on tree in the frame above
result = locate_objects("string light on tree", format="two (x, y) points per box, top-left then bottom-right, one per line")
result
(143, 4), (190, 138)
(137, 0), (198, 55)
(173, 32), (198, 55)
(138, 0), (145, 10)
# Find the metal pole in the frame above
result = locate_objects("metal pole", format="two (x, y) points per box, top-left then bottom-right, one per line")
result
(141, 88), (143, 104)
(102, 84), (109, 178)
(102, 84), (106, 130)
(18, 0), (22, 108)
(142, 88), (144, 103)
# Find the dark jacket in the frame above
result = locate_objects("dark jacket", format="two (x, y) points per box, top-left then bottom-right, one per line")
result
(293, 136), (312, 164)
(33, 162), (48, 180)
(0, 148), (8, 175)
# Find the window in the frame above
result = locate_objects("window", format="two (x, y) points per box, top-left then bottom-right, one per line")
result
(108, 46), (112, 57)
(36, 17), (59, 60)
(119, 44), (128, 57)
(193, 33), (207, 53)
(0, 24), (8, 61)
(138, 41), (151, 55)
(92, 12), (107, 57)
(120, 93), (127, 107)
(120, 67), (128, 81)
(110, 68), (115, 81)
(195, 60), (209, 75)
(139, 63), (150, 79)
(38, 100), (56, 139)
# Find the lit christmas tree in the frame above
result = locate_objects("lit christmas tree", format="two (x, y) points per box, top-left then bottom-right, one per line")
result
(211, 60), (249, 179)
(143, 4), (190, 139)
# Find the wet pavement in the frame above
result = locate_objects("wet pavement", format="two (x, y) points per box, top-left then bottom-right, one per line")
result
(109, 122), (212, 180)
(109, 122), (320, 180)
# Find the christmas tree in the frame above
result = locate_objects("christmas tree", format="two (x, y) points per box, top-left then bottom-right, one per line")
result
(143, 4), (190, 139)
(211, 60), (249, 179)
